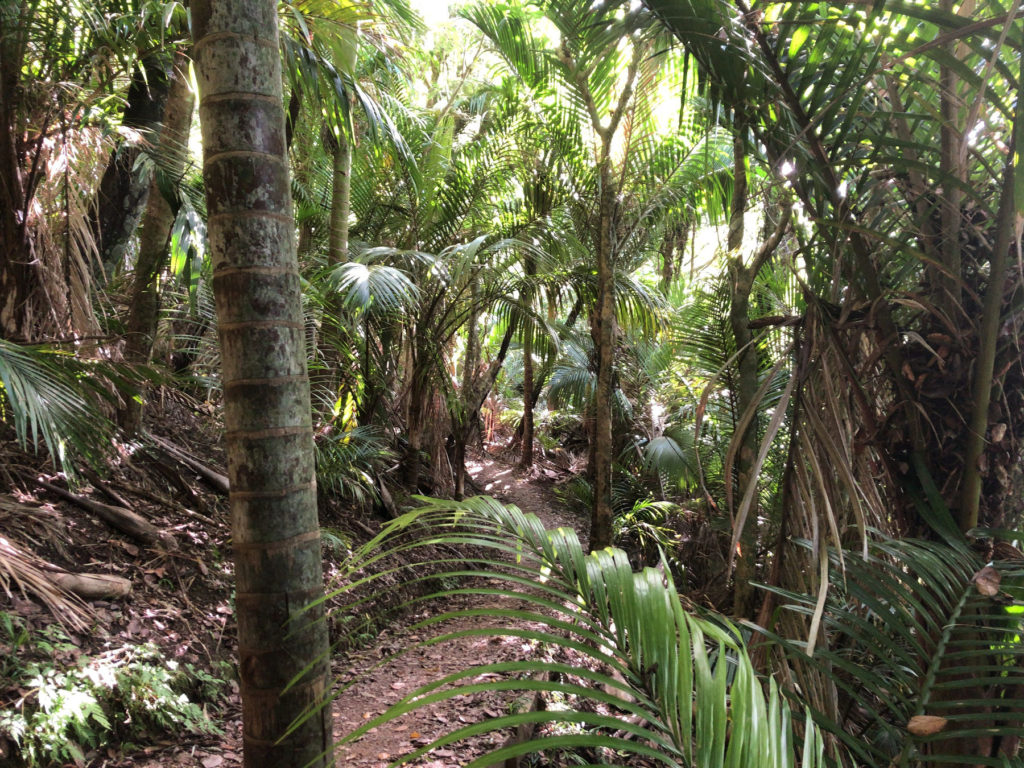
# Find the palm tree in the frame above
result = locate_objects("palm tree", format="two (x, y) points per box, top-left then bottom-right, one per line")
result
(464, 0), (728, 550)
(191, 1), (333, 764)
(642, 0), (1023, 591)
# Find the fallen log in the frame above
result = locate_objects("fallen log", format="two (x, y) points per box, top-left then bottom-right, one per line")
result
(46, 571), (132, 600)
(34, 478), (176, 550)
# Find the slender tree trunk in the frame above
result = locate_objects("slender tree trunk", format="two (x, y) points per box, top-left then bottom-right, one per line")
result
(91, 54), (173, 279)
(328, 131), (351, 267)
(454, 277), (481, 499)
(318, 126), (352, 379)
(589, 160), (617, 552)
(406, 338), (427, 490)
(519, 254), (537, 470)
(659, 222), (687, 295)
(727, 124), (759, 619)
(121, 49), (195, 434)
(192, 4), (334, 766)
(958, 77), (1019, 531)
(935, 0), (974, 318)
(519, 323), (535, 469)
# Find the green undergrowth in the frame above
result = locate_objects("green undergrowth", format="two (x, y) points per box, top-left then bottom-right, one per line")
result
(0, 612), (227, 767)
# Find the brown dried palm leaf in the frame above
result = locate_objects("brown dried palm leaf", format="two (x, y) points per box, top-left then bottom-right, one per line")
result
(0, 496), (92, 631)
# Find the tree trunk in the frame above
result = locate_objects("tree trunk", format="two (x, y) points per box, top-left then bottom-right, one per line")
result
(192, 3), (334, 766)
(659, 222), (688, 295)
(455, 277), (482, 499)
(318, 126), (352, 382)
(328, 130), (351, 267)
(0, 2), (49, 341)
(519, 322), (535, 469)
(958, 80), (1019, 531)
(519, 253), (537, 470)
(934, 0), (974, 319)
(91, 54), (173, 280)
(406, 335), (427, 490)
(727, 124), (759, 619)
(121, 49), (195, 434)
(589, 161), (617, 552)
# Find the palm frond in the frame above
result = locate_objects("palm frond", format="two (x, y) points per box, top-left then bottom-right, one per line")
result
(759, 536), (1024, 767)
(335, 495), (828, 768)
(0, 340), (119, 476)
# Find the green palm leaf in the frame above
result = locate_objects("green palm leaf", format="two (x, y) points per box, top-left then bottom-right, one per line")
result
(334, 494), (828, 768)
(759, 537), (1024, 767)
(0, 341), (120, 476)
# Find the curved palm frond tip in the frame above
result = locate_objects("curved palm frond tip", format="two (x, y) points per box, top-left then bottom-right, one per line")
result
(336, 495), (827, 768)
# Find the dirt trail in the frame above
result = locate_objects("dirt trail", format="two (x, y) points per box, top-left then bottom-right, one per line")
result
(332, 452), (583, 767)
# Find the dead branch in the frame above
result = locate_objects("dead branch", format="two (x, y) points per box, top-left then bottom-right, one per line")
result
(33, 477), (175, 549)
(146, 432), (230, 495)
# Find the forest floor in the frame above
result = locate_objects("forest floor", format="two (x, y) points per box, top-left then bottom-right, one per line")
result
(0, 398), (589, 768)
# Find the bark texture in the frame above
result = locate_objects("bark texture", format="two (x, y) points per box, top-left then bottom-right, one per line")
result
(0, 2), (50, 340)
(727, 126), (758, 619)
(191, 3), (334, 766)
(589, 160), (617, 551)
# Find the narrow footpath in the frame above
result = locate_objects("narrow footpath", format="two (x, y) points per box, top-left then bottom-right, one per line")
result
(332, 452), (584, 767)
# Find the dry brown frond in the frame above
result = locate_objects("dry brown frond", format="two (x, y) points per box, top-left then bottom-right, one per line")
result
(0, 496), (93, 631)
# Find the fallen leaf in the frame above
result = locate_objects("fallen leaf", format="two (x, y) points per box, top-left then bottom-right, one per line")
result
(201, 755), (224, 768)
(907, 715), (948, 736)
(410, 731), (420, 739)
(972, 566), (1001, 597)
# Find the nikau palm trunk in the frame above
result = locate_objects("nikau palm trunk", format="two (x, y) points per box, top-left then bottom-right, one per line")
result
(192, 3), (334, 766)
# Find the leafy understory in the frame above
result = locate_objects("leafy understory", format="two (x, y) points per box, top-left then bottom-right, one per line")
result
(762, 537), (1024, 768)
(0, 614), (224, 767)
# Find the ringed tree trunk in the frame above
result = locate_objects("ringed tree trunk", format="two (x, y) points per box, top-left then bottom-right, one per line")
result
(318, 123), (353, 387)
(328, 128), (352, 268)
(191, 3), (334, 766)
(120, 49), (195, 434)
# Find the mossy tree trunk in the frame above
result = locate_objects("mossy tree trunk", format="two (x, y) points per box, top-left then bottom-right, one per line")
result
(191, 3), (334, 766)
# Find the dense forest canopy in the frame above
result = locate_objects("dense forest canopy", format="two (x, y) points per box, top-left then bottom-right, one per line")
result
(2, 0), (1024, 765)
